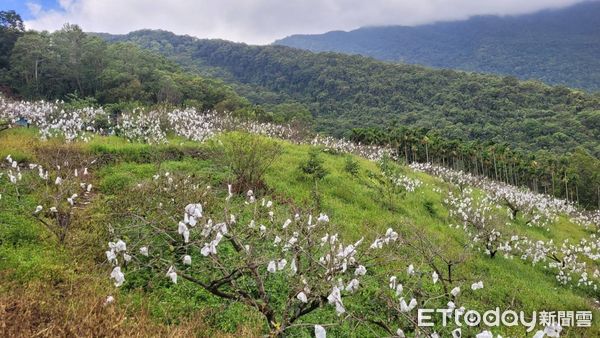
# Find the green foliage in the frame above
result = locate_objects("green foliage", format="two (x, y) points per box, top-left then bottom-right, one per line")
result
(423, 200), (437, 217)
(0, 10), (24, 73)
(343, 155), (360, 176)
(3, 21), (317, 125)
(5, 21), (599, 206)
(258, 102), (313, 124)
(90, 142), (185, 164)
(299, 148), (328, 181)
(567, 148), (600, 209)
(276, 1), (600, 92)
(213, 132), (282, 193)
(4, 24), (249, 113)
(350, 126), (600, 209)
(0, 119), (8, 132)
(298, 148), (329, 209)
(103, 30), (600, 159)
(367, 156), (407, 210)
(62, 94), (99, 109)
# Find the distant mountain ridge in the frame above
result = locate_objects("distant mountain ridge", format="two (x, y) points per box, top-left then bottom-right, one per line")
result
(275, 1), (600, 92)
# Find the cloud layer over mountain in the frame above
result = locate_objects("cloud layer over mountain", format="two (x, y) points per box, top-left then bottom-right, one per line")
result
(18, 0), (590, 44)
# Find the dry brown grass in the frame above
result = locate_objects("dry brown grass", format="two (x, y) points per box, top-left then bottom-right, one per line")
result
(0, 279), (259, 338)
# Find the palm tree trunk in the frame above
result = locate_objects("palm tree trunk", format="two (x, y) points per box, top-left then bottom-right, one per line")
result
(493, 154), (498, 180)
(564, 173), (569, 202)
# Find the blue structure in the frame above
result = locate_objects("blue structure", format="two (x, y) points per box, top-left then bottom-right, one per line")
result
(15, 117), (29, 127)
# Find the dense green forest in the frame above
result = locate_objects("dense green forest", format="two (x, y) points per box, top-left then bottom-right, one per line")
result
(0, 11), (250, 114)
(101, 30), (600, 157)
(276, 1), (600, 92)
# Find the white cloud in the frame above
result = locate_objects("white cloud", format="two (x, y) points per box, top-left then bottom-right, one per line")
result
(26, 2), (42, 16)
(58, 0), (75, 10)
(23, 0), (589, 45)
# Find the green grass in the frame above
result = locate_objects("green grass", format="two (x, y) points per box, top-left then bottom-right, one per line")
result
(264, 140), (599, 335)
(0, 189), (72, 284)
(1, 128), (598, 336)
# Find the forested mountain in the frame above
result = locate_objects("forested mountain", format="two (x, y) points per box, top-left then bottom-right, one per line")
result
(101, 30), (600, 157)
(275, 1), (600, 92)
(0, 18), (248, 113)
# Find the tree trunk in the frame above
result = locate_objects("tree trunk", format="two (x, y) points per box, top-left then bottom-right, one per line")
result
(564, 173), (569, 202)
(493, 154), (498, 181)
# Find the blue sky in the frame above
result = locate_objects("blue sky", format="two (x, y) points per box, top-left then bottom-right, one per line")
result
(0, 1), (63, 20)
(0, 0), (591, 44)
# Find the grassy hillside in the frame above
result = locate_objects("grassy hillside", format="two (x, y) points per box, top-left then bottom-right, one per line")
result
(1, 127), (598, 337)
(275, 1), (600, 92)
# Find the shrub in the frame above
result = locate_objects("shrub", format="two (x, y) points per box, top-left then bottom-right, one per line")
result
(344, 156), (360, 176)
(299, 149), (328, 181)
(217, 132), (282, 193)
(299, 148), (329, 208)
(423, 200), (436, 217)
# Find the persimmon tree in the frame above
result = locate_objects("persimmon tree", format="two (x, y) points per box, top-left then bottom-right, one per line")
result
(105, 171), (405, 335)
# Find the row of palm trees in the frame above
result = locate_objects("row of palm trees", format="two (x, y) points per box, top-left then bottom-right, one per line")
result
(349, 127), (600, 209)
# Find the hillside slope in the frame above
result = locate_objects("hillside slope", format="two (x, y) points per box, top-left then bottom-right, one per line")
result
(275, 1), (600, 92)
(1, 121), (599, 336)
(1, 96), (599, 335)
(99, 30), (600, 157)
